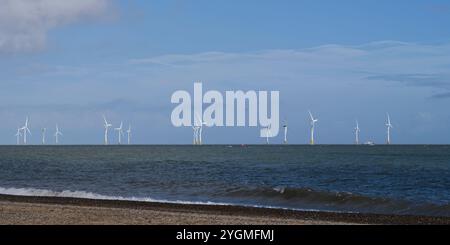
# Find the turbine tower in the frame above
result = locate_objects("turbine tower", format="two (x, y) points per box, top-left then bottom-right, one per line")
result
(15, 128), (22, 145)
(283, 121), (288, 144)
(354, 120), (360, 145)
(386, 113), (393, 144)
(41, 128), (46, 145)
(308, 111), (318, 145)
(263, 124), (271, 144)
(103, 115), (112, 145)
(54, 124), (62, 144)
(21, 117), (31, 145)
(126, 124), (131, 145)
(115, 121), (124, 144)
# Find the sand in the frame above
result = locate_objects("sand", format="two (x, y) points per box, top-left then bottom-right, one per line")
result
(0, 194), (448, 225)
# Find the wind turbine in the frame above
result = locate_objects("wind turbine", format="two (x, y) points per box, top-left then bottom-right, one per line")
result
(54, 124), (62, 144)
(21, 117), (31, 145)
(15, 128), (22, 145)
(41, 128), (46, 145)
(126, 124), (131, 145)
(283, 120), (288, 144)
(354, 120), (360, 145)
(103, 115), (112, 145)
(386, 113), (393, 144)
(308, 111), (318, 145)
(195, 113), (206, 145)
(192, 126), (199, 145)
(115, 121), (124, 144)
(263, 124), (271, 144)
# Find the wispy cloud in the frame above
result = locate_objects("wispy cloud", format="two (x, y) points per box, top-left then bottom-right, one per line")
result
(430, 92), (450, 99)
(367, 73), (450, 89)
(4, 40), (450, 105)
(128, 41), (450, 94)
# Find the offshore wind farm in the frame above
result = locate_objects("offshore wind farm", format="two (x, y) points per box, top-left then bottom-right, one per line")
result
(10, 112), (398, 146)
(1, 0), (450, 228)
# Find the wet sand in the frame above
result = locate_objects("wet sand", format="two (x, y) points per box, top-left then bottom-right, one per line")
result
(0, 194), (448, 225)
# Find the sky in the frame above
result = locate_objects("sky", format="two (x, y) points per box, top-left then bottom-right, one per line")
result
(1, 0), (450, 144)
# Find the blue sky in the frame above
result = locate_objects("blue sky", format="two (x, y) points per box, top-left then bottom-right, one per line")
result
(1, 0), (450, 144)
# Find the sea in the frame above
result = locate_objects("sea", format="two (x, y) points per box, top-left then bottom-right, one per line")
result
(0, 145), (449, 217)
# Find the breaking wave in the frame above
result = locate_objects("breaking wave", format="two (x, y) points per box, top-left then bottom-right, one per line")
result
(223, 186), (450, 217)
(0, 186), (449, 217)
(0, 187), (230, 206)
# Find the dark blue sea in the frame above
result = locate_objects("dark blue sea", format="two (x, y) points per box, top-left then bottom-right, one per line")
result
(0, 145), (449, 217)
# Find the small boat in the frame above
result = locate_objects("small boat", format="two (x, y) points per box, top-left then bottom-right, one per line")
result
(364, 141), (375, 146)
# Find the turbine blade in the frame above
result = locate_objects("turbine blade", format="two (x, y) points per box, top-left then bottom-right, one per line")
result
(308, 111), (314, 121)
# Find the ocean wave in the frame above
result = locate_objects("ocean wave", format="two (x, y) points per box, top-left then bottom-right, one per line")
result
(0, 187), (230, 206)
(0, 186), (448, 217)
(224, 186), (450, 217)
(0, 186), (330, 213)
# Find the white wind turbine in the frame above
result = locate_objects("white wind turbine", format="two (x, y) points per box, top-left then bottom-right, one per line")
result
(308, 111), (318, 145)
(126, 124), (131, 145)
(283, 120), (288, 144)
(41, 128), (47, 145)
(386, 113), (393, 144)
(15, 128), (22, 145)
(263, 124), (271, 144)
(354, 120), (360, 145)
(115, 121), (124, 144)
(54, 124), (62, 144)
(192, 126), (199, 145)
(103, 115), (112, 145)
(195, 113), (207, 145)
(21, 117), (31, 145)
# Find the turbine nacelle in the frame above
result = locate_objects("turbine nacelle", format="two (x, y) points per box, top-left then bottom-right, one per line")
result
(55, 125), (62, 136)
(386, 113), (393, 128)
(308, 111), (318, 125)
(103, 115), (112, 128)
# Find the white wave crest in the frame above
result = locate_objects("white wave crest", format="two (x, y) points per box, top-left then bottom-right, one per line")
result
(0, 186), (326, 213)
(0, 186), (230, 206)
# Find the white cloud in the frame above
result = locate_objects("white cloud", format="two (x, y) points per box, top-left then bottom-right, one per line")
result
(129, 41), (450, 91)
(0, 0), (111, 52)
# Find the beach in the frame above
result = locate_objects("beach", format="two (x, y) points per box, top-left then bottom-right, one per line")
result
(0, 194), (448, 225)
